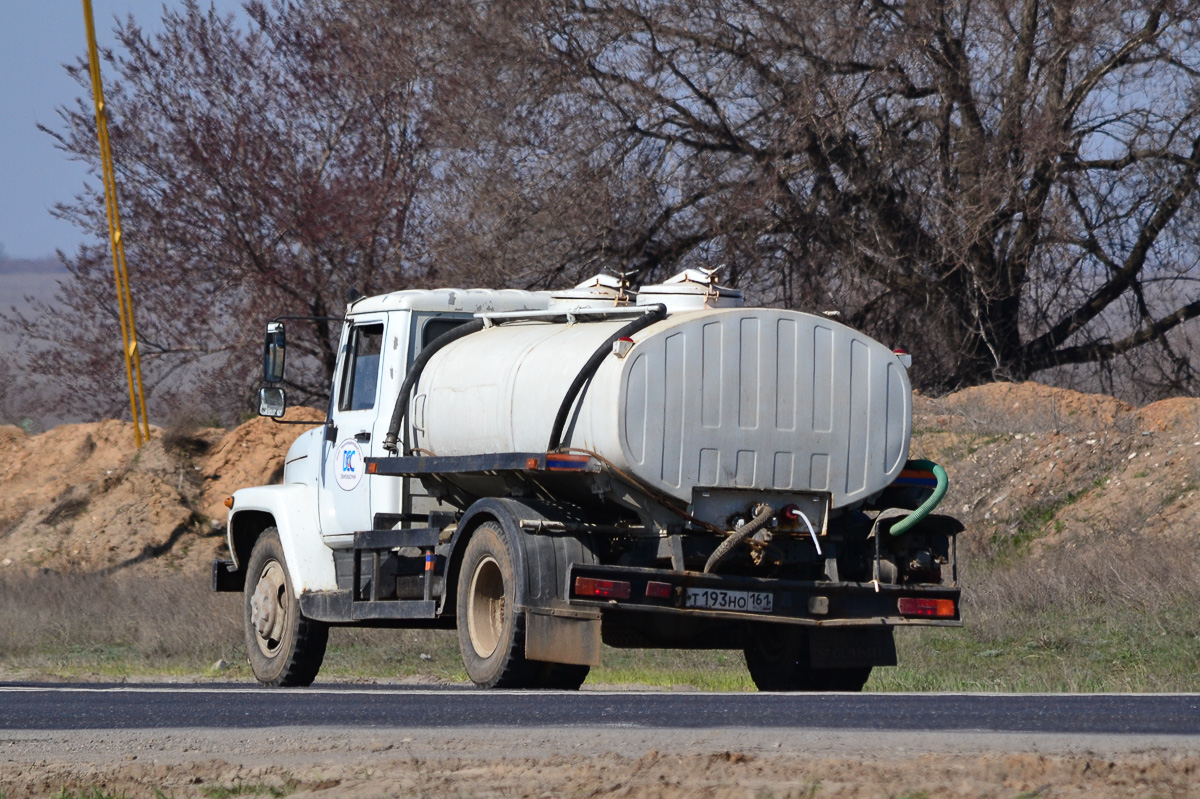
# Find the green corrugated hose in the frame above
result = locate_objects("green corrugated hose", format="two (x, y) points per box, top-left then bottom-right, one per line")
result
(889, 459), (948, 536)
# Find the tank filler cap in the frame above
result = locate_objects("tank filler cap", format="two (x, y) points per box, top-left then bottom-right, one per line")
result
(544, 273), (634, 309)
(635, 268), (743, 312)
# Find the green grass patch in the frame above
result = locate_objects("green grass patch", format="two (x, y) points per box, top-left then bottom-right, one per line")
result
(966, 433), (1012, 456)
(911, 431), (1013, 463)
(201, 781), (295, 798)
(989, 485), (1092, 562)
(589, 647), (754, 691)
(51, 789), (129, 799)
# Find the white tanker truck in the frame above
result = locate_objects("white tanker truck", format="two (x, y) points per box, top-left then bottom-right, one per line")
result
(213, 271), (963, 690)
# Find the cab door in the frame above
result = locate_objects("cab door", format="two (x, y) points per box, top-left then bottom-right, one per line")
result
(319, 314), (389, 544)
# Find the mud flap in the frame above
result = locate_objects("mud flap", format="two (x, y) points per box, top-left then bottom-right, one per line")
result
(524, 609), (602, 666)
(808, 627), (897, 669)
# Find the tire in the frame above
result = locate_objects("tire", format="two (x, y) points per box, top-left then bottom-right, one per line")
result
(743, 627), (871, 692)
(244, 528), (328, 686)
(534, 662), (591, 691)
(456, 522), (540, 688)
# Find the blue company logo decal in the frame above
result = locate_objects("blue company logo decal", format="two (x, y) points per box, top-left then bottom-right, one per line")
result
(335, 439), (365, 491)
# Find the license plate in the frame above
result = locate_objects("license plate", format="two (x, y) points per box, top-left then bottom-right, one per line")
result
(684, 588), (773, 613)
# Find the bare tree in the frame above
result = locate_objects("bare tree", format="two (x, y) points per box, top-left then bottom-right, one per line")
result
(15, 0), (1200, 417)
(11, 0), (443, 419)
(445, 0), (1200, 392)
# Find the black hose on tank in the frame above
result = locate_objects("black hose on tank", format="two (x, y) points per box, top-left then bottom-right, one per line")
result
(704, 503), (774, 574)
(382, 318), (486, 455)
(547, 304), (667, 452)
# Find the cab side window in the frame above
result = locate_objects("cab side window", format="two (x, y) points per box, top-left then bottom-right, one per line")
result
(420, 318), (469, 350)
(338, 324), (384, 412)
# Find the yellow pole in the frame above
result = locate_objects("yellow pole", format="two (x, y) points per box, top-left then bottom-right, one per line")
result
(82, 0), (150, 446)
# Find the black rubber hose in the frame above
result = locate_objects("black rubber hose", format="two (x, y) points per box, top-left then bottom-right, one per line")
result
(704, 503), (774, 574)
(547, 304), (667, 452)
(382, 318), (486, 454)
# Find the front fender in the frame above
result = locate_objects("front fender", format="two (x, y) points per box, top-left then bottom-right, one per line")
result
(227, 484), (337, 593)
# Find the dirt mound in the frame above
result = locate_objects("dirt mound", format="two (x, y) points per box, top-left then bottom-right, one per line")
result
(198, 409), (324, 521)
(912, 383), (1200, 556)
(914, 381), (1134, 434)
(0, 419), (146, 525)
(1135, 396), (1200, 434)
(6, 379), (1200, 576)
(0, 410), (322, 576)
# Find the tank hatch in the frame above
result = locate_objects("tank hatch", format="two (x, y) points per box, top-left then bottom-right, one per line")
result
(636, 268), (743, 312)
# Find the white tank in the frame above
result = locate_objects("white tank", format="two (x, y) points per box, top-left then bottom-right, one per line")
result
(411, 307), (911, 510)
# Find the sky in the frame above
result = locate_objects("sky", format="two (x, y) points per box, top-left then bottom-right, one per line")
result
(0, 1), (242, 260)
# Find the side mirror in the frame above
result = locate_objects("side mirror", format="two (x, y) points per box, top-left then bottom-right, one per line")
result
(264, 322), (286, 383)
(258, 386), (287, 418)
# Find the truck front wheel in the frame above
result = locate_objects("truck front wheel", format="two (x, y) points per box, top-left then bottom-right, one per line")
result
(244, 528), (328, 686)
(456, 522), (539, 688)
(743, 627), (871, 692)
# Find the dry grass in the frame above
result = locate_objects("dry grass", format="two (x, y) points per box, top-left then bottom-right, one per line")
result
(0, 571), (467, 682)
(874, 538), (1200, 692)
(0, 572), (243, 677)
(1, 534), (1196, 691)
(965, 537), (1199, 641)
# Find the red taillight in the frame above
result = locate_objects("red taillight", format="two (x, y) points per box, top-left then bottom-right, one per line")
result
(645, 581), (672, 599)
(574, 576), (631, 600)
(898, 597), (956, 618)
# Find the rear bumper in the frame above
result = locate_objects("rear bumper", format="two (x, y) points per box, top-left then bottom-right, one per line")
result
(567, 563), (961, 627)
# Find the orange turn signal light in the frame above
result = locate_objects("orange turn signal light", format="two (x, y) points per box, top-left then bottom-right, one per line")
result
(224, 496), (234, 509)
(574, 576), (631, 600)
(897, 597), (955, 618)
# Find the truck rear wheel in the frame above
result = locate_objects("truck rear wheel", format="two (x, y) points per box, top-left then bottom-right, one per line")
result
(244, 528), (328, 686)
(535, 662), (590, 690)
(456, 522), (542, 688)
(743, 627), (871, 692)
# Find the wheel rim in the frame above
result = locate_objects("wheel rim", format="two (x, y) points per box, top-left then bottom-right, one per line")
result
(466, 554), (505, 658)
(250, 559), (288, 658)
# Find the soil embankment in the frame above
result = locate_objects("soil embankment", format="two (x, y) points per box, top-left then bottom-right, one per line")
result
(4, 382), (1200, 575)
(912, 382), (1200, 554)
(0, 409), (322, 575)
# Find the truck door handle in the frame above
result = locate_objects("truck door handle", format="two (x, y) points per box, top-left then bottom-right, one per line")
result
(355, 432), (371, 443)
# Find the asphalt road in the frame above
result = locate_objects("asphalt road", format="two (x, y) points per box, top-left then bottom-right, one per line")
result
(1, 683), (1198, 735)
